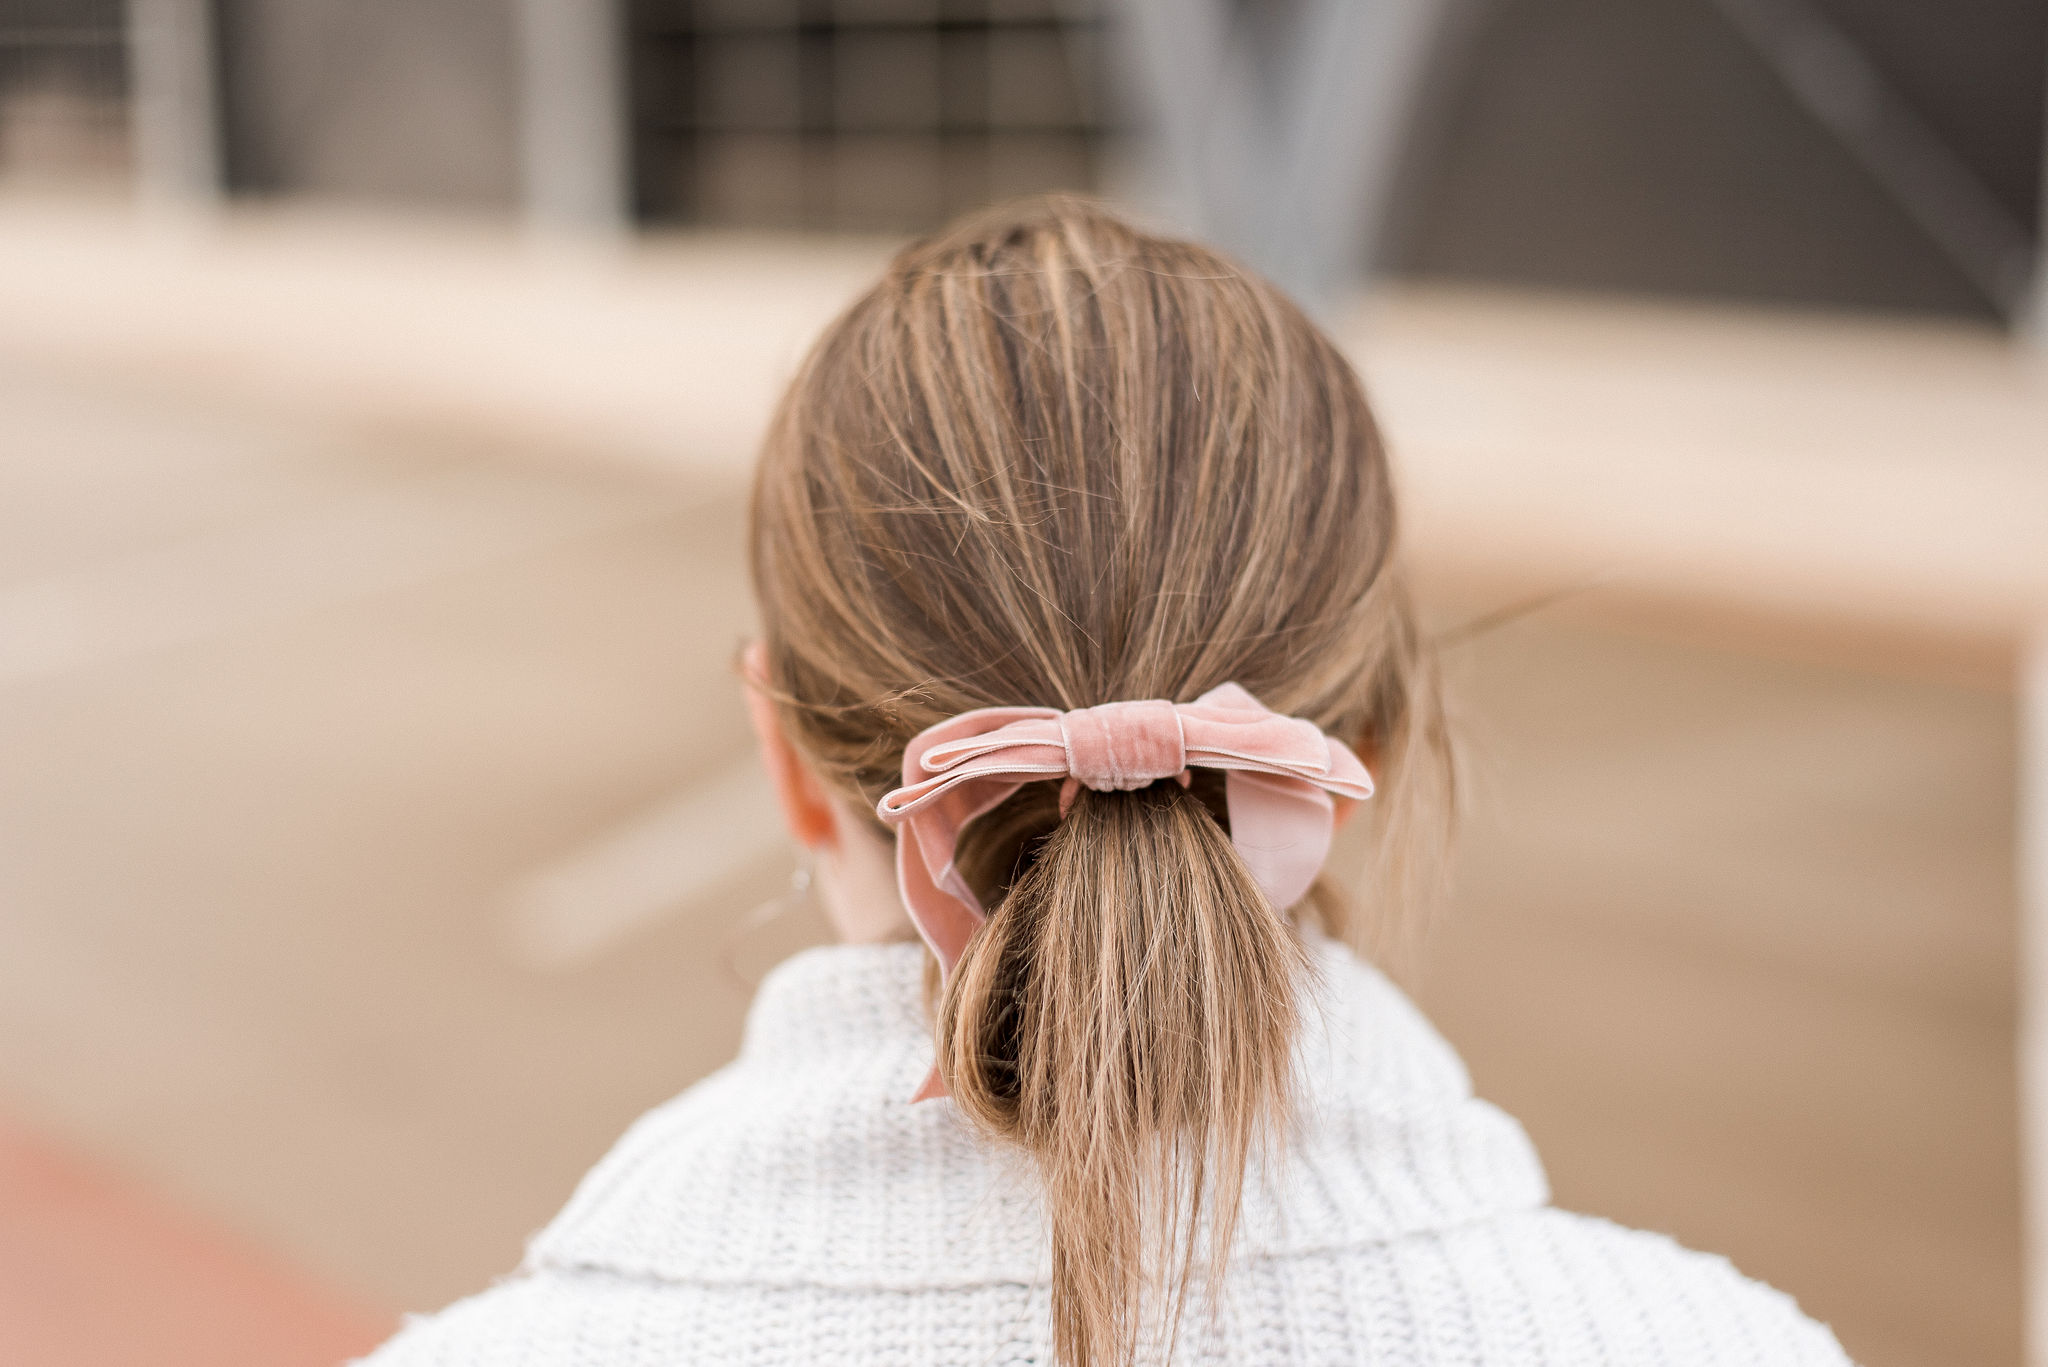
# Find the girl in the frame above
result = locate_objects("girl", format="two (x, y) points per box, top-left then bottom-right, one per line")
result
(363, 198), (1851, 1365)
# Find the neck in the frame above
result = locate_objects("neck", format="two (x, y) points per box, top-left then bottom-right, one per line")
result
(818, 817), (914, 943)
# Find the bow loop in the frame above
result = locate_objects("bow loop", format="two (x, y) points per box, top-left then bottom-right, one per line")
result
(920, 720), (1063, 776)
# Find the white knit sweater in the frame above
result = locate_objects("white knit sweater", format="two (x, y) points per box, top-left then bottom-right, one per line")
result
(361, 933), (1854, 1365)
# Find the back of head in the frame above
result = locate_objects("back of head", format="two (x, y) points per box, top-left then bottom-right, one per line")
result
(749, 196), (1448, 1365)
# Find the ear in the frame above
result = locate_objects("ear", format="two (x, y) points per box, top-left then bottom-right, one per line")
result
(742, 641), (838, 850)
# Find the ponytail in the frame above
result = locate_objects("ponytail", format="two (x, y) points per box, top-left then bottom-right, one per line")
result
(939, 781), (1307, 1366)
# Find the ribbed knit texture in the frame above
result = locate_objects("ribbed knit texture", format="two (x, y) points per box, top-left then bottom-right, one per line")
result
(360, 933), (1853, 1365)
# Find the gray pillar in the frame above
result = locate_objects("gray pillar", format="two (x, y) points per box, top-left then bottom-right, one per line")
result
(516, 0), (630, 234)
(127, 0), (223, 205)
(2029, 31), (2048, 347)
(1111, 0), (1451, 313)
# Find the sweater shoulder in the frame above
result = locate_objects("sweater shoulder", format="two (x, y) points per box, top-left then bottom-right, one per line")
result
(1217, 1208), (1852, 1365)
(1418, 1208), (1855, 1365)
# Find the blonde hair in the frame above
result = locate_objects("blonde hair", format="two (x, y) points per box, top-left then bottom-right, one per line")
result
(749, 196), (1450, 1365)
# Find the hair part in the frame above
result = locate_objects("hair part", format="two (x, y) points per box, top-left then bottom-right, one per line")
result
(749, 194), (1452, 1365)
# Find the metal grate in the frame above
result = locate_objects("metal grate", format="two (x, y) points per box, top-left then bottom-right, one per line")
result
(628, 0), (1110, 231)
(0, 0), (129, 185)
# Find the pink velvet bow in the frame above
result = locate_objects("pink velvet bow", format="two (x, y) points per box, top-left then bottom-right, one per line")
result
(876, 682), (1373, 1101)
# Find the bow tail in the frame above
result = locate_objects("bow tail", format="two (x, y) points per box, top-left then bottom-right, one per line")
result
(898, 811), (988, 978)
(1223, 769), (1338, 913)
(894, 774), (1027, 1101)
(896, 815), (982, 1105)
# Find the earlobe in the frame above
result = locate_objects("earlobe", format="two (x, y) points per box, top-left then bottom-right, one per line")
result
(742, 642), (839, 851)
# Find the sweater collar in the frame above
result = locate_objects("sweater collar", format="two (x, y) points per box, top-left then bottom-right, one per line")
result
(734, 938), (933, 1067)
(527, 932), (1548, 1290)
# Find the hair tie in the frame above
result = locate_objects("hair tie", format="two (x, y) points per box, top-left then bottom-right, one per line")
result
(876, 682), (1373, 1100)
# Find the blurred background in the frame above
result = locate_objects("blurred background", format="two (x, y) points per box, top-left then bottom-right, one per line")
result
(0, 2), (2043, 1366)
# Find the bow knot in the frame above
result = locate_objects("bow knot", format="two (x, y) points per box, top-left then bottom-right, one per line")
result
(1060, 698), (1187, 792)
